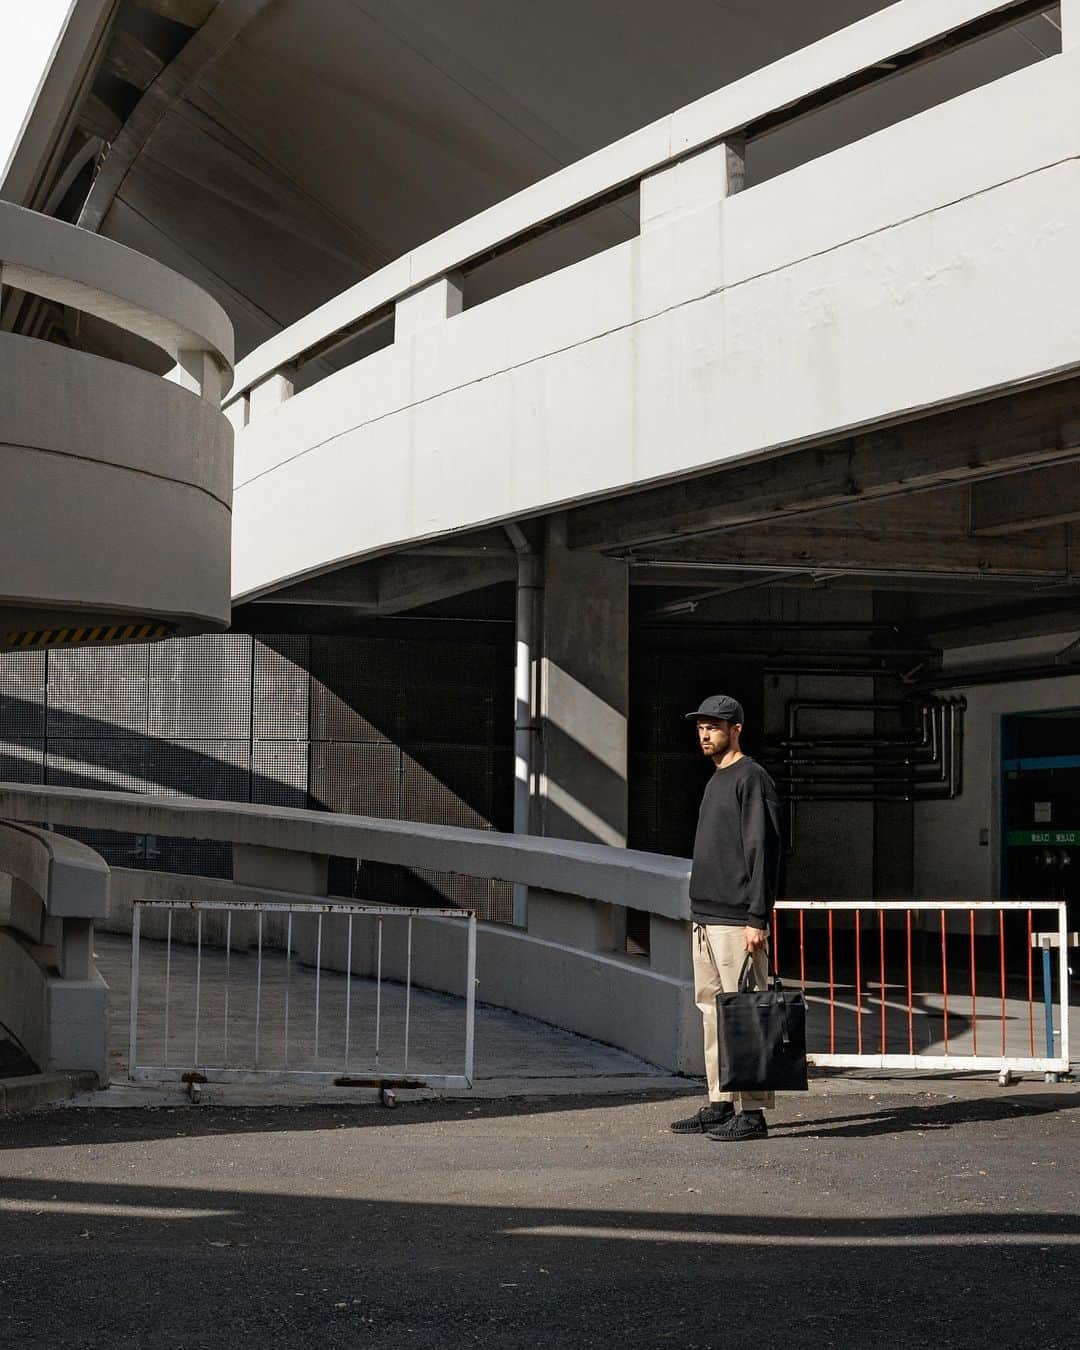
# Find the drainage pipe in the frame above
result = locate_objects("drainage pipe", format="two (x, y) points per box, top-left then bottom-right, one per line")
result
(504, 522), (541, 927)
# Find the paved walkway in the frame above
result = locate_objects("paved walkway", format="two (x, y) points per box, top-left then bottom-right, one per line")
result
(92, 925), (1076, 1102)
(2, 1087), (1077, 1348)
(95, 932), (678, 1100)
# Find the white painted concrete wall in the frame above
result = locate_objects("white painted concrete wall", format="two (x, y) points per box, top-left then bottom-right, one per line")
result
(0, 202), (234, 632)
(0, 821), (109, 1080)
(232, 48), (1080, 599)
(914, 640), (1080, 902)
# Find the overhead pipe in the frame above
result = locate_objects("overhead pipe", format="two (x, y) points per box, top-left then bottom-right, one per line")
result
(504, 522), (541, 928)
(777, 697), (965, 853)
(777, 700), (964, 799)
(768, 701), (941, 778)
(785, 698), (933, 741)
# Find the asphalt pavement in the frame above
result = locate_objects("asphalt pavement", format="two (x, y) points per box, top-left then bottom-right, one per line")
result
(0, 1087), (1077, 1349)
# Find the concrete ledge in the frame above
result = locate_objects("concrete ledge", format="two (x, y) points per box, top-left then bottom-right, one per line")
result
(0, 929), (109, 1081)
(228, 0), (1047, 403)
(0, 787), (698, 1073)
(106, 868), (703, 1074)
(0, 1070), (99, 1115)
(0, 785), (692, 918)
(0, 200), (233, 369)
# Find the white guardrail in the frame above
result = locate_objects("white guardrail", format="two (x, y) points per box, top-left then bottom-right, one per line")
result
(129, 899), (477, 1100)
(773, 899), (1072, 1083)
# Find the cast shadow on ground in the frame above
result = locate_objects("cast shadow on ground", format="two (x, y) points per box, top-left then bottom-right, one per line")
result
(775, 1092), (1073, 1139)
(0, 1168), (1075, 1348)
(0, 1088), (1074, 1153)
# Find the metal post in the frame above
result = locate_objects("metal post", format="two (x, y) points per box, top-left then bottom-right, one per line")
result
(1057, 901), (1070, 1068)
(194, 908), (203, 1067)
(255, 910), (263, 1066)
(375, 918), (383, 1069)
(345, 913), (353, 1070)
(404, 916), (413, 1074)
(224, 910), (232, 1066)
(163, 908), (172, 1067)
(128, 902), (141, 1075)
(464, 914), (477, 1085)
(314, 912), (323, 1060)
(284, 911), (293, 1067)
(1042, 938), (1055, 1060)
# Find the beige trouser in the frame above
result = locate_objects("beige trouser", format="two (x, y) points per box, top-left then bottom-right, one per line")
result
(693, 922), (775, 1111)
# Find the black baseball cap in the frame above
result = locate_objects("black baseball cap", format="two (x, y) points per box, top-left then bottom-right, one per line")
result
(684, 694), (745, 725)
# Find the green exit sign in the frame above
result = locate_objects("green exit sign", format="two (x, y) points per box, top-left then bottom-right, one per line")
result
(1006, 829), (1080, 847)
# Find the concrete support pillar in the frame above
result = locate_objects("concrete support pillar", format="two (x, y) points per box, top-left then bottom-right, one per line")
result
(536, 515), (629, 847)
(1062, 1), (1078, 51)
(168, 349), (223, 406)
(59, 916), (93, 980)
(873, 800), (914, 898)
(249, 367), (295, 421)
(871, 615), (916, 900)
(395, 271), (464, 340)
(224, 397), (249, 434)
(232, 845), (328, 957)
(233, 844), (327, 895)
(639, 136), (745, 230)
(527, 890), (623, 951)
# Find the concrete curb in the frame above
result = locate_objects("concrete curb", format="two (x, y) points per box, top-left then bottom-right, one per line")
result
(0, 1071), (99, 1115)
(56, 1066), (1079, 1110)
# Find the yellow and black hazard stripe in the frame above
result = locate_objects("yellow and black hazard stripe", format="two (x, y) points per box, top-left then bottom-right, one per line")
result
(3, 622), (176, 651)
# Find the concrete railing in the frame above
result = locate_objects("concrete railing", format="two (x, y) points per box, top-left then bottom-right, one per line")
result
(225, 0), (1056, 413)
(225, 0), (1080, 601)
(0, 201), (235, 638)
(0, 821), (109, 1082)
(0, 783), (698, 1073)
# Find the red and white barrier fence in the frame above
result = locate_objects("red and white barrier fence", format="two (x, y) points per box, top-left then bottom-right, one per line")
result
(772, 900), (1072, 1083)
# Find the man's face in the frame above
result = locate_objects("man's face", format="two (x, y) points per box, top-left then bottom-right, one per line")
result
(696, 717), (738, 757)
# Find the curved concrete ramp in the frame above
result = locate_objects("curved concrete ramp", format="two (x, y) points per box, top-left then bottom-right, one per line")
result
(94, 933), (679, 1100)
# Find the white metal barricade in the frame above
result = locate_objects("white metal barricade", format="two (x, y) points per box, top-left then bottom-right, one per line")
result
(128, 899), (477, 1096)
(772, 899), (1072, 1082)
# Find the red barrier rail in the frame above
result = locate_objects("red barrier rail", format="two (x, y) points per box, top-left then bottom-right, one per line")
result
(772, 900), (1070, 1080)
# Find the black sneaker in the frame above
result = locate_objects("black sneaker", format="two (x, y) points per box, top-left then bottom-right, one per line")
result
(670, 1103), (735, 1134)
(707, 1110), (768, 1142)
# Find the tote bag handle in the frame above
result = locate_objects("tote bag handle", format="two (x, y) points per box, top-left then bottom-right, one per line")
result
(736, 953), (792, 1048)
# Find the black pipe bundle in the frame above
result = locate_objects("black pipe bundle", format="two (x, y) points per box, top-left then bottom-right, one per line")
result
(762, 695), (966, 804)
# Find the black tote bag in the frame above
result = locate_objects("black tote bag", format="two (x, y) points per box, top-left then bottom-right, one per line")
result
(716, 955), (808, 1092)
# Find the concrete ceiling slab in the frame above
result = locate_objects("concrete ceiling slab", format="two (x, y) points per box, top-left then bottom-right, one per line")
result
(78, 0), (1056, 361)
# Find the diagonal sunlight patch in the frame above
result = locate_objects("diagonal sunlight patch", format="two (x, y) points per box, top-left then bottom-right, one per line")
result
(540, 779), (625, 847)
(0, 1199), (235, 1220)
(541, 663), (625, 778)
(505, 1225), (1080, 1247)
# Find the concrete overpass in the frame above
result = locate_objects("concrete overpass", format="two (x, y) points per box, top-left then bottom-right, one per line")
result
(221, 3), (1080, 602)
(2, 0), (1079, 1084)
(209, 1), (1080, 899)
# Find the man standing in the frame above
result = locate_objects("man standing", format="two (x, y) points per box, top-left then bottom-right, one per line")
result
(670, 695), (782, 1143)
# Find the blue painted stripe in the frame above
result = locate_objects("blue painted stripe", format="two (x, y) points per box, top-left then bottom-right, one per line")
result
(1002, 754), (1080, 771)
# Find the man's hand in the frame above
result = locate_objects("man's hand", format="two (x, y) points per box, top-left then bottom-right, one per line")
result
(743, 925), (768, 953)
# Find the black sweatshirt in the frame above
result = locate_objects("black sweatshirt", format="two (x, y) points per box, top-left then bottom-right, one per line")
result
(688, 756), (782, 928)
